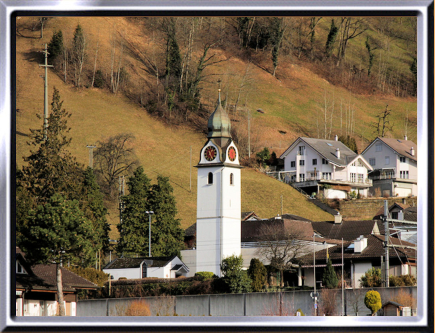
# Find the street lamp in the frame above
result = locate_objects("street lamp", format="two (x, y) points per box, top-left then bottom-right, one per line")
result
(146, 211), (154, 257)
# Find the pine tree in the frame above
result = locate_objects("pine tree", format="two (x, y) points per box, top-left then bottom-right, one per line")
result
(148, 175), (184, 257)
(247, 258), (267, 292)
(116, 166), (151, 255)
(325, 19), (339, 58)
(47, 30), (64, 61)
(81, 167), (110, 252)
(20, 87), (83, 206)
(72, 24), (86, 87)
(19, 194), (96, 316)
(322, 258), (339, 289)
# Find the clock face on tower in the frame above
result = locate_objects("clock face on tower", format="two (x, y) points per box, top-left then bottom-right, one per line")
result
(204, 146), (217, 161)
(228, 147), (237, 162)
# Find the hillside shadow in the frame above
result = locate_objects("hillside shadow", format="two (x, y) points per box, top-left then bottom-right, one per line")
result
(22, 50), (44, 65)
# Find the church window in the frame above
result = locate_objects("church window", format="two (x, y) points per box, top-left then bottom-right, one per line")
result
(208, 172), (213, 184)
(230, 173), (234, 185)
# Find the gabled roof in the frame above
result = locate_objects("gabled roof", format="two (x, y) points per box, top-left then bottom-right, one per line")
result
(241, 216), (314, 242)
(373, 202), (411, 220)
(280, 137), (359, 167)
(16, 248), (98, 292)
(104, 256), (178, 270)
(311, 220), (381, 241)
(362, 137), (417, 162)
(298, 234), (416, 265)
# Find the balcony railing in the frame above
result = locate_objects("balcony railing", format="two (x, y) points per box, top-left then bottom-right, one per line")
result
(266, 171), (373, 186)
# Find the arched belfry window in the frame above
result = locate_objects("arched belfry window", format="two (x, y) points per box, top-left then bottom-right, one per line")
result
(230, 173), (234, 185)
(208, 172), (213, 184)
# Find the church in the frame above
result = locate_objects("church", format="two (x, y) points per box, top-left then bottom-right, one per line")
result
(181, 87), (242, 277)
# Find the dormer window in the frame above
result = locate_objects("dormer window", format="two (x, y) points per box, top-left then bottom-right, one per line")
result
(16, 260), (26, 274)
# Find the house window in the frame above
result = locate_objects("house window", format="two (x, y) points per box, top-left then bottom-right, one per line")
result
(400, 171), (409, 179)
(230, 173), (234, 185)
(291, 161), (295, 168)
(369, 158), (376, 166)
(400, 156), (406, 163)
(322, 172), (331, 180)
(322, 158), (328, 165)
(312, 159), (317, 165)
(358, 174), (364, 183)
(299, 174), (305, 181)
(16, 261), (25, 274)
(376, 143), (382, 152)
(142, 263), (147, 278)
(385, 156), (390, 165)
(208, 172), (213, 184)
(350, 173), (356, 182)
(299, 160), (305, 166)
(298, 146), (305, 156)
(392, 212), (398, 219)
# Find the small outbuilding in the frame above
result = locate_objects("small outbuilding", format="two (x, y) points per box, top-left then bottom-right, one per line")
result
(382, 301), (412, 316)
(103, 256), (189, 280)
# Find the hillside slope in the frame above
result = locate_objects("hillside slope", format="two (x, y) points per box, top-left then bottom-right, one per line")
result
(15, 17), (337, 240)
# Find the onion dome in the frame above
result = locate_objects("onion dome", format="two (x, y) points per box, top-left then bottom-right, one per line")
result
(207, 90), (231, 139)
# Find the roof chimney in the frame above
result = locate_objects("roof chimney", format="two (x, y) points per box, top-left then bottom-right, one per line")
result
(336, 148), (340, 159)
(410, 147), (415, 156)
(404, 135), (408, 141)
(335, 135), (338, 141)
(354, 235), (368, 253)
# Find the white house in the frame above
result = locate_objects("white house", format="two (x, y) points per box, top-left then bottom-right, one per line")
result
(103, 256), (189, 280)
(362, 137), (417, 197)
(278, 136), (373, 199)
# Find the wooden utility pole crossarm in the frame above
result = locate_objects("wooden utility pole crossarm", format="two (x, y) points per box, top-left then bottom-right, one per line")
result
(39, 44), (54, 139)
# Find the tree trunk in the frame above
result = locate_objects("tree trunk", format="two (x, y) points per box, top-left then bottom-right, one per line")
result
(56, 263), (65, 316)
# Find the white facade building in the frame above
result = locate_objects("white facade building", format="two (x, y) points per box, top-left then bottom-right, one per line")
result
(279, 137), (373, 199)
(103, 256), (189, 280)
(195, 90), (242, 277)
(362, 137), (417, 197)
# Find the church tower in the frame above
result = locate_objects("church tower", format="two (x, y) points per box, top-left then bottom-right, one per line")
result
(195, 87), (242, 277)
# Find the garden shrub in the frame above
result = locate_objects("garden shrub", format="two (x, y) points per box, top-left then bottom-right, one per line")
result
(364, 290), (382, 316)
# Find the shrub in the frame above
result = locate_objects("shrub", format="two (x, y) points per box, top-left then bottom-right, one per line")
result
(93, 69), (105, 88)
(392, 289), (416, 308)
(66, 266), (109, 287)
(295, 308), (305, 316)
(364, 290), (382, 316)
(360, 268), (382, 287)
(124, 300), (151, 316)
(247, 258), (267, 292)
(221, 254), (252, 293)
(322, 259), (338, 289)
(194, 271), (216, 280)
(388, 275), (404, 287)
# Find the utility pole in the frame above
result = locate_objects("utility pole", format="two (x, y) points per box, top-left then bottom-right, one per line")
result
(383, 200), (390, 287)
(39, 44), (53, 140)
(313, 234), (317, 316)
(86, 145), (96, 168)
(190, 146), (192, 192)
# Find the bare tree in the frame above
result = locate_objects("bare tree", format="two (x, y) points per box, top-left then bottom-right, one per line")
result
(336, 17), (367, 66)
(373, 105), (393, 137)
(93, 133), (139, 199)
(256, 221), (311, 288)
(91, 35), (100, 88)
(71, 24), (87, 88)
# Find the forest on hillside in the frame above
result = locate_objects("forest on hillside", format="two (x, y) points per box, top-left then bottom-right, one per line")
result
(17, 16), (417, 158)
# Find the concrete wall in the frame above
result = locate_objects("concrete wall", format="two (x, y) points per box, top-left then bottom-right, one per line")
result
(78, 287), (416, 317)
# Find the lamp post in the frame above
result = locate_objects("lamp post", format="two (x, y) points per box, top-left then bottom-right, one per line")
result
(146, 211), (154, 257)
(313, 233), (317, 316)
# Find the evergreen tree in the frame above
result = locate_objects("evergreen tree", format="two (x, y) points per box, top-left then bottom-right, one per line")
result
(116, 166), (151, 255)
(269, 17), (285, 77)
(165, 18), (182, 91)
(47, 30), (64, 61)
(81, 167), (110, 252)
(247, 258), (267, 292)
(19, 194), (96, 316)
(20, 87), (83, 206)
(71, 24), (86, 87)
(148, 175), (184, 257)
(364, 290), (382, 316)
(360, 267), (382, 287)
(338, 135), (358, 153)
(221, 254), (252, 293)
(322, 258), (338, 289)
(325, 19), (339, 58)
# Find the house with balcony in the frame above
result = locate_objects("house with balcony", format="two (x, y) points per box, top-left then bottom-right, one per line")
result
(278, 136), (373, 199)
(362, 137), (417, 197)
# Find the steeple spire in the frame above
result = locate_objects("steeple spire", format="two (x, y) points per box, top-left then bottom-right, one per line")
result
(207, 79), (231, 139)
